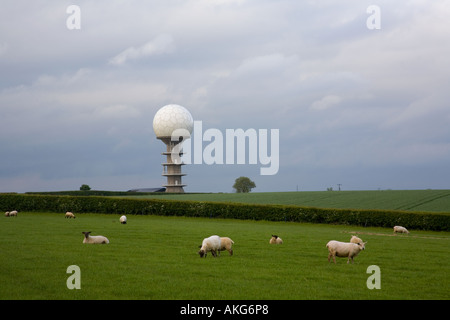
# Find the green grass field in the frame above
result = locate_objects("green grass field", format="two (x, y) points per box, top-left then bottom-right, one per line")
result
(1, 212), (449, 300)
(121, 189), (450, 213)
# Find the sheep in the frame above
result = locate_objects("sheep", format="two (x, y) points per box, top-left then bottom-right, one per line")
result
(82, 231), (109, 244)
(326, 240), (366, 264)
(393, 226), (409, 234)
(5, 211), (9, 217)
(218, 237), (234, 256)
(119, 215), (127, 224)
(65, 211), (76, 219)
(350, 235), (363, 244)
(198, 235), (221, 258)
(8, 210), (18, 217)
(269, 235), (283, 244)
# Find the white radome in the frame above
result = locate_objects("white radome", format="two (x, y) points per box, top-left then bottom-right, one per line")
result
(153, 104), (194, 138)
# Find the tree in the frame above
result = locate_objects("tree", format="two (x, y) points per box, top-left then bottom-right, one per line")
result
(80, 184), (91, 191)
(233, 176), (256, 193)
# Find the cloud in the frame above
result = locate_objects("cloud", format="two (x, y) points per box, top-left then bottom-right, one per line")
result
(310, 95), (342, 111)
(109, 34), (175, 66)
(203, 0), (246, 5)
(0, 42), (7, 56)
(1, 1), (450, 193)
(233, 53), (298, 76)
(92, 104), (141, 119)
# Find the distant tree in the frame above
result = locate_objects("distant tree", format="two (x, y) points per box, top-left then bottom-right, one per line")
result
(233, 177), (256, 193)
(80, 184), (91, 191)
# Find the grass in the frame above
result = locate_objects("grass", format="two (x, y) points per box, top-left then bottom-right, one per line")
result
(121, 189), (450, 213)
(1, 212), (449, 300)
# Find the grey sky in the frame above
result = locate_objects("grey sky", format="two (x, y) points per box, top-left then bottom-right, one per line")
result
(1, 0), (449, 193)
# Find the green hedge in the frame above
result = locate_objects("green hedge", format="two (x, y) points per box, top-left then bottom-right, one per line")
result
(1, 194), (449, 231)
(24, 190), (161, 196)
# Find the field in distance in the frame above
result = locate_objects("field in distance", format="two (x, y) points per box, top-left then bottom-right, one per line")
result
(122, 189), (450, 213)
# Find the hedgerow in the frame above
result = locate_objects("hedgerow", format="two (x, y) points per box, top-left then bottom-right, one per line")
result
(1, 194), (449, 231)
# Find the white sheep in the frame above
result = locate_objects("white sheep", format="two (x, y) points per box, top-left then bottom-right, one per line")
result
(119, 215), (127, 224)
(82, 231), (109, 244)
(198, 235), (221, 258)
(393, 226), (409, 234)
(269, 235), (283, 244)
(8, 210), (18, 217)
(65, 211), (76, 219)
(218, 237), (234, 256)
(350, 235), (363, 244)
(5, 211), (9, 217)
(326, 240), (366, 264)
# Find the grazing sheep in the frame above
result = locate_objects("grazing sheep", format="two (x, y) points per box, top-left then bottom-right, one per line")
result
(269, 235), (283, 244)
(350, 235), (363, 244)
(393, 226), (409, 234)
(82, 231), (109, 244)
(5, 211), (9, 217)
(8, 210), (18, 217)
(326, 240), (366, 264)
(119, 215), (127, 224)
(65, 211), (76, 219)
(198, 235), (221, 258)
(218, 237), (234, 256)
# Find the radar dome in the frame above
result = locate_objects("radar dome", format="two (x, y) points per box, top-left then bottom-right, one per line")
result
(153, 104), (194, 138)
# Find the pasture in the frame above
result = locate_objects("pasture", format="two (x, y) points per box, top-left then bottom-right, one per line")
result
(1, 212), (449, 300)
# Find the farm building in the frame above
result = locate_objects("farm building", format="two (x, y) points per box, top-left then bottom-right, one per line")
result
(127, 188), (166, 193)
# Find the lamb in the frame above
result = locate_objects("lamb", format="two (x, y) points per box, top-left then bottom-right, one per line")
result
(82, 231), (109, 244)
(65, 211), (76, 219)
(350, 235), (363, 244)
(119, 215), (127, 224)
(198, 235), (221, 258)
(269, 235), (283, 244)
(326, 240), (366, 264)
(393, 226), (409, 234)
(218, 237), (234, 256)
(5, 211), (9, 217)
(8, 210), (18, 217)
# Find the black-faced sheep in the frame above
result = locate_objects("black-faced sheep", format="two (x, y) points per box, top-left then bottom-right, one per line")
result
(198, 235), (221, 258)
(269, 235), (283, 244)
(82, 231), (109, 244)
(8, 210), (18, 217)
(120, 215), (127, 224)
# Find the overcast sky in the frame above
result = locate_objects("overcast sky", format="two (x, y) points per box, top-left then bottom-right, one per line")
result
(1, 0), (449, 193)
